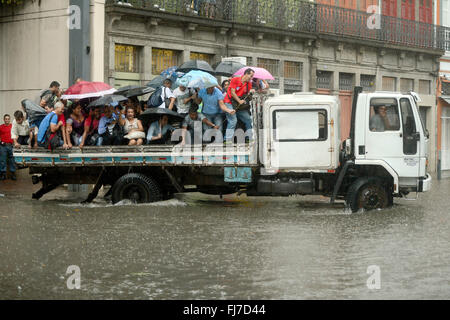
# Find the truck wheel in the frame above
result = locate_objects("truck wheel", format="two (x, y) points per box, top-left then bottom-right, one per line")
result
(111, 173), (162, 204)
(346, 178), (389, 213)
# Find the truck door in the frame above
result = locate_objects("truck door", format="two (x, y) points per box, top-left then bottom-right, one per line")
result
(365, 97), (403, 162)
(269, 107), (332, 170)
(365, 97), (420, 177)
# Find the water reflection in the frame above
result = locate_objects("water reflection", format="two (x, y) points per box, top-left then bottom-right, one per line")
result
(0, 178), (449, 299)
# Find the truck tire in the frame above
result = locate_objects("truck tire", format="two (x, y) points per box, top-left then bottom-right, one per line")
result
(111, 173), (162, 204)
(346, 177), (390, 213)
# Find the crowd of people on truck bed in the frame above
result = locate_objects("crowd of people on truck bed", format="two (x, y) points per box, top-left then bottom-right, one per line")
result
(0, 68), (270, 181)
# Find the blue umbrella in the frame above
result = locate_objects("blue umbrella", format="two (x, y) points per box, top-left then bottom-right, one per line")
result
(160, 66), (179, 78)
(176, 70), (219, 89)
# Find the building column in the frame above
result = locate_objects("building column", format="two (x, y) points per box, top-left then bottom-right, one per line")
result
(182, 50), (191, 64)
(375, 67), (383, 91)
(415, 0), (420, 22)
(142, 45), (153, 85)
(108, 37), (115, 86)
(355, 72), (361, 87)
(90, 0), (105, 82)
(332, 71), (339, 95)
(309, 57), (318, 93)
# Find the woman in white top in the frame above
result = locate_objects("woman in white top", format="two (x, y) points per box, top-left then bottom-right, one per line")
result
(119, 106), (145, 146)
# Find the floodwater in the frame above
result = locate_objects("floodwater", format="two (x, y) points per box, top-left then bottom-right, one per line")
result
(0, 172), (449, 300)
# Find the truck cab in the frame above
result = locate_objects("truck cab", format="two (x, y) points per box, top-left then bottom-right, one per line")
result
(350, 91), (431, 196)
(257, 89), (431, 211)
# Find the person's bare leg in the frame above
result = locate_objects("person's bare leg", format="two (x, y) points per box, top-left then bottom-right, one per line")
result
(129, 139), (137, 146)
(136, 138), (143, 146)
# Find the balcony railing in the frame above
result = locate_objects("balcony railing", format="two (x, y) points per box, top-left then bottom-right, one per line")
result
(109, 0), (450, 52)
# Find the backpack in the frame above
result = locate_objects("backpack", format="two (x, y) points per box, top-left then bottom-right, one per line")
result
(43, 113), (60, 150)
(148, 87), (163, 108)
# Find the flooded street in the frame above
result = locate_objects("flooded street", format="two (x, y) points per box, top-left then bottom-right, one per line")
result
(0, 172), (449, 300)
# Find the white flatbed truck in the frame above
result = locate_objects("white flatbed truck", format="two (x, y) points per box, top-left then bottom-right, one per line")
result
(14, 87), (431, 212)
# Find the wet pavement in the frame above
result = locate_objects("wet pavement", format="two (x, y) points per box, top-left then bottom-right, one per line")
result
(0, 170), (449, 299)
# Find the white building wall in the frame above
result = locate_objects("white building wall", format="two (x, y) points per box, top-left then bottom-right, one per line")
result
(0, 0), (105, 117)
(90, 0), (105, 82)
(0, 0), (70, 116)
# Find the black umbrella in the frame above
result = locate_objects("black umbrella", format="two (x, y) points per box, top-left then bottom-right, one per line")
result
(214, 61), (246, 77)
(124, 86), (155, 98)
(88, 94), (128, 108)
(138, 108), (184, 124)
(21, 99), (47, 125)
(177, 60), (215, 75)
(115, 85), (141, 96)
(146, 75), (166, 89)
(146, 76), (178, 90)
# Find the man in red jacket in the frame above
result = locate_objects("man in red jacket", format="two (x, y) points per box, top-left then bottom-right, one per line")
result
(0, 114), (17, 180)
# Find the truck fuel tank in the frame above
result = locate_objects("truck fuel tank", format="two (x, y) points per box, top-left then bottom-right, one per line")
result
(256, 176), (314, 196)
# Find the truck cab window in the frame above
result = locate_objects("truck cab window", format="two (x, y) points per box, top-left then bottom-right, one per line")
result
(400, 98), (418, 155)
(369, 98), (400, 132)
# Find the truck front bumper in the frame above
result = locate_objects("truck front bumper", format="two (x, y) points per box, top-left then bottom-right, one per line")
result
(419, 174), (432, 192)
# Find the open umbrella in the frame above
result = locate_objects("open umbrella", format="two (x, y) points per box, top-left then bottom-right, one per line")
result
(61, 81), (116, 100)
(87, 94), (128, 108)
(138, 108), (184, 124)
(176, 70), (219, 89)
(214, 61), (246, 77)
(177, 60), (215, 75)
(115, 85), (141, 96)
(122, 86), (155, 98)
(146, 76), (178, 90)
(160, 66), (184, 79)
(233, 66), (275, 80)
(21, 99), (47, 125)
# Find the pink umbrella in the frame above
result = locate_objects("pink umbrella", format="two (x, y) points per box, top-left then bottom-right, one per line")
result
(61, 81), (116, 100)
(233, 67), (275, 80)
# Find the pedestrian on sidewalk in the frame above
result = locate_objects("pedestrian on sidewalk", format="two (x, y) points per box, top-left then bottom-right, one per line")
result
(0, 114), (17, 181)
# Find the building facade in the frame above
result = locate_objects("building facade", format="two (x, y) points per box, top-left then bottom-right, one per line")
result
(436, 0), (450, 177)
(0, 0), (105, 116)
(1, 0), (448, 173)
(105, 0), (447, 172)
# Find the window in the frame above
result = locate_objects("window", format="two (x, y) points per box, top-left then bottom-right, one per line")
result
(190, 52), (214, 65)
(443, 0), (450, 27)
(400, 78), (414, 92)
(369, 98), (401, 132)
(152, 48), (180, 75)
(382, 77), (396, 91)
(317, 70), (332, 89)
(115, 45), (139, 73)
(273, 109), (327, 141)
(400, 98), (418, 154)
(442, 81), (450, 95)
(339, 73), (354, 91)
(284, 61), (303, 94)
(257, 58), (279, 77)
(361, 74), (376, 92)
(361, 0), (378, 12)
(284, 61), (302, 80)
(419, 80), (431, 95)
